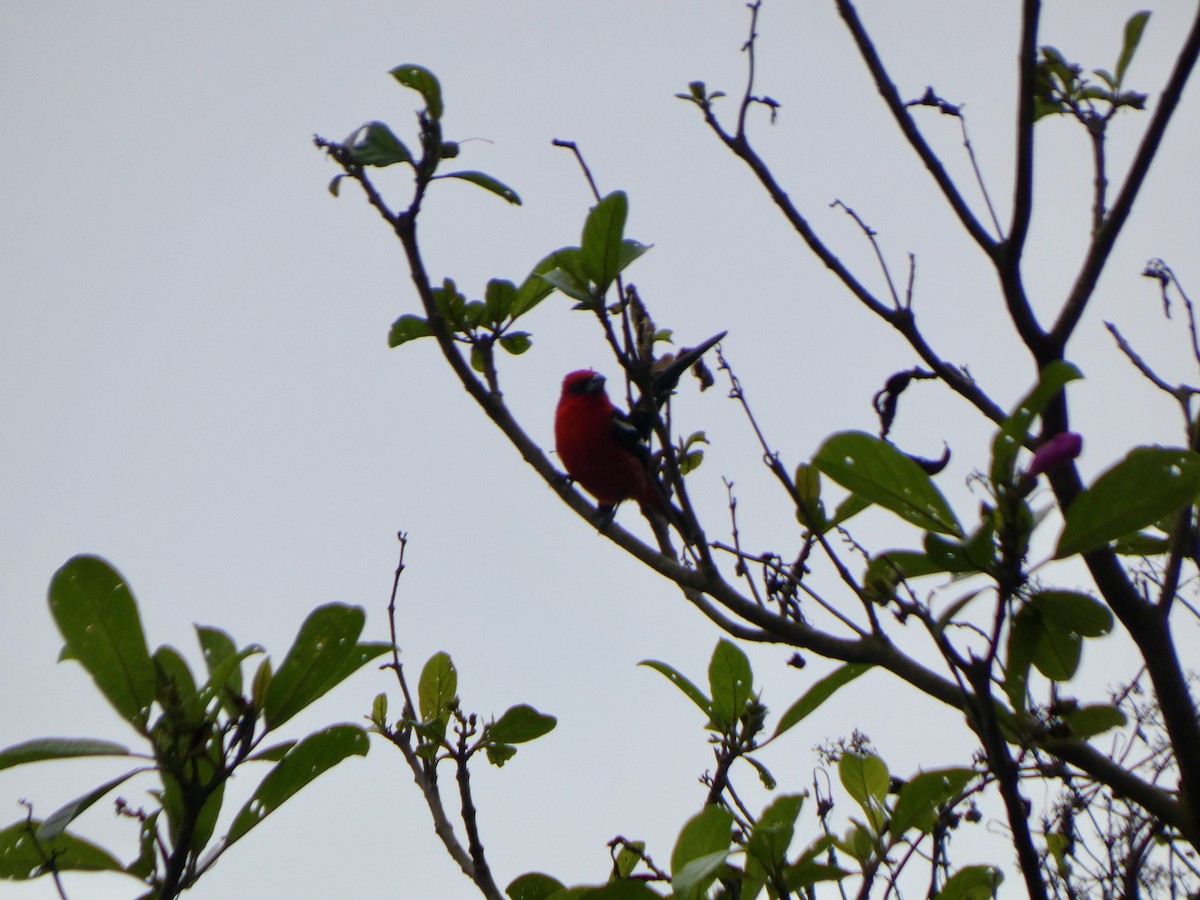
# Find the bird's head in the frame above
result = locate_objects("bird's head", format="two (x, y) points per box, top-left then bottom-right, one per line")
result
(562, 369), (607, 397)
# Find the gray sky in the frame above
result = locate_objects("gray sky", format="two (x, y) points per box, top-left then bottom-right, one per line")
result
(3, 2), (1199, 897)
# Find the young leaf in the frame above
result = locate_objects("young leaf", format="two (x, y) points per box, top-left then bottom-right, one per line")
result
(990, 361), (1083, 486)
(225, 725), (369, 847)
(773, 664), (872, 739)
(0, 821), (125, 880)
(708, 639), (753, 730)
(1116, 11), (1151, 85)
(48, 556), (156, 731)
(263, 604), (378, 729)
(1056, 447), (1200, 558)
(388, 314), (434, 348)
(196, 625), (244, 714)
(0, 738), (131, 771)
(814, 432), (962, 536)
(639, 660), (712, 719)
(581, 191), (629, 296)
(348, 122), (413, 168)
(499, 332), (532, 356)
(489, 705), (557, 744)
(486, 743), (518, 767)
(389, 64), (443, 120)
(418, 651), (458, 722)
(433, 170), (522, 205)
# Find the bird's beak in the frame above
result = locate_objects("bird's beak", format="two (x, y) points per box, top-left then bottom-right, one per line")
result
(586, 373), (606, 393)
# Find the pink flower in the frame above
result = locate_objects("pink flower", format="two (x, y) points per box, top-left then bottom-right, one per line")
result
(1027, 432), (1082, 478)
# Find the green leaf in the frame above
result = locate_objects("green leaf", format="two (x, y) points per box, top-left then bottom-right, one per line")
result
(1012, 604), (1082, 682)
(1056, 447), (1200, 557)
(1116, 11), (1151, 85)
(990, 361), (1083, 486)
(574, 882), (664, 899)
(225, 725), (369, 847)
(889, 768), (975, 838)
(539, 267), (592, 304)
(389, 64), (443, 120)
(499, 332), (532, 356)
(708, 639), (753, 730)
(814, 432), (962, 536)
(486, 743), (517, 767)
(196, 625), (244, 715)
(48, 556), (156, 731)
(484, 279), (518, 322)
(506, 872), (567, 900)
(433, 171), (521, 205)
(1028, 590), (1113, 638)
(263, 604), (381, 729)
(489, 705), (557, 744)
(0, 738), (131, 771)
(639, 660), (712, 719)
(671, 806), (733, 894)
(746, 794), (805, 868)
(794, 463), (825, 529)
(1062, 704), (1126, 739)
(615, 841), (645, 879)
(1005, 608), (1037, 712)
(839, 753), (889, 808)
(248, 740), (295, 762)
(937, 865), (1003, 899)
(773, 664), (872, 738)
(0, 821), (125, 880)
(154, 644), (203, 726)
(37, 770), (143, 841)
(516, 247), (582, 315)
(581, 191), (629, 296)
(418, 651), (458, 722)
(388, 314), (434, 348)
(348, 122), (413, 168)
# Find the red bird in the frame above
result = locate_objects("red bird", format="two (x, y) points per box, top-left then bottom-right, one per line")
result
(555, 370), (661, 510)
(553, 330), (727, 512)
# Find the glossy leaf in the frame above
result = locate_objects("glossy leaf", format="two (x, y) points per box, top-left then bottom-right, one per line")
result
(814, 432), (962, 536)
(48, 556), (156, 731)
(990, 361), (1082, 486)
(774, 664), (871, 738)
(348, 122), (412, 168)
(0, 821), (125, 880)
(390, 64), (443, 120)
(388, 314), (434, 348)
(0, 738), (130, 771)
(581, 191), (628, 296)
(1028, 590), (1113, 638)
(506, 872), (567, 900)
(434, 170), (521, 205)
(263, 604), (384, 729)
(489, 705), (556, 744)
(418, 651), (458, 722)
(889, 768), (975, 838)
(225, 724), (369, 847)
(639, 660), (711, 719)
(708, 639), (753, 730)
(1056, 447), (1200, 557)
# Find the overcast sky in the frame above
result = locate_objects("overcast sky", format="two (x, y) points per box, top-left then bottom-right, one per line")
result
(3, 2), (1199, 898)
